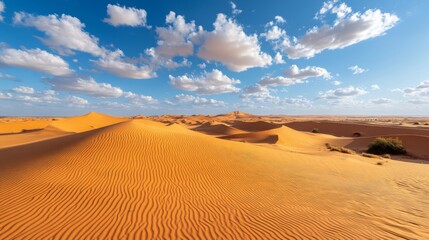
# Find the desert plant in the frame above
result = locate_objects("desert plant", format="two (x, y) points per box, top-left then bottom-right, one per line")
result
(326, 144), (356, 154)
(352, 132), (362, 137)
(367, 137), (406, 155)
(381, 154), (391, 159)
(312, 128), (319, 133)
(361, 152), (381, 159)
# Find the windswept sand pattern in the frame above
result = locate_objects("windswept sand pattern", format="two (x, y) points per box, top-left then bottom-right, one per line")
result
(1, 118), (429, 239)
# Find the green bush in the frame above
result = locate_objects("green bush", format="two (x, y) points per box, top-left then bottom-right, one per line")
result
(367, 137), (406, 155)
(326, 143), (356, 154)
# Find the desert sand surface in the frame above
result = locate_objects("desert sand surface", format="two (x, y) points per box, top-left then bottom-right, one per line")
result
(1, 111), (429, 239)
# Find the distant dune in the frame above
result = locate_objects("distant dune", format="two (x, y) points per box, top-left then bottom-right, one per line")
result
(0, 112), (428, 239)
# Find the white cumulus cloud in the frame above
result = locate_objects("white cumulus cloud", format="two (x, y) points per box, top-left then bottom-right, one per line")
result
(282, 2), (399, 59)
(0, 47), (73, 76)
(169, 69), (240, 94)
(94, 49), (157, 79)
(13, 12), (105, 56)
(44, 76), (124, 98)
(260, 64), (331, 87)
(318, 86), (367, 99)
(196, 14), (272, 72)
(104, 4), (149, 27)
(12, 86), (35, 94)
(155, 11), (196, 58)
(170, 94), (226, 107)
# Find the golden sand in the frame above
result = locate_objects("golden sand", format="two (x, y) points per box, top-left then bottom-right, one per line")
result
(0, 112), (428, 239)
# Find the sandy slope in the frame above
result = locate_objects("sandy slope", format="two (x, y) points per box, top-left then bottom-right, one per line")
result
(0, 112), (126, 148)
(0, 118), (52, 134)
(1, 116), (429, 239)
(50, 111), (126, 132)
(0, 126), (71, 148)
(285, 120), (429, 137)
(220, 125), (329, 149)
(193, 122), (246, 136)
(231, 121), (281, 132)
(284, 121), (429, 159)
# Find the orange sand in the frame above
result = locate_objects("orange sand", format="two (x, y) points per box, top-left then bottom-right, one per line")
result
(0, 112), (428, 239)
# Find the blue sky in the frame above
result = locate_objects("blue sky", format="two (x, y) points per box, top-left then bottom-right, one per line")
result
(0, 0), (428, 116)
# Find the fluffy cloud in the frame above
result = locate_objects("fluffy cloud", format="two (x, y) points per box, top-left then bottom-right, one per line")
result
(349, 65), (368, 75)
(44, 76), (123, 98)
(275, 16), (286, 24)
(155, 11), (196, 58)
(261, 25), (286, 41)
(240, 84), (311, 106)
(241, 84), (278, 103)
(282, 2), (399, 59)
(318, 0), (337, 16)
(66, 95), (88, 106)
(124, 91), (158, 105)
(196, 14), (272, 72)
(13, 12), (105, 56)
(318, 86), (367, 99)
(169, 69), (240, 94)
(0, 47), (73, 76)
(94, 49), (156, 79)
(169, 94), (225, 107)
(104, 4), (149, 27)
(0, 1), (4, 22)
(273, 52), (285, 64)
(12, 86), (35, 94)
(1, 88), (60, 104)
(260, 64), (331, 87)
(403, 80), (429, 97)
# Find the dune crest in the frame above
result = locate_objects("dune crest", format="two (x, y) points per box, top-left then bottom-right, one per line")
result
(49, 111), (127, 133)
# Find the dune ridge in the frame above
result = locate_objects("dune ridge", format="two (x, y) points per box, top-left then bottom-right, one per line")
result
(0, 114), (428, 239)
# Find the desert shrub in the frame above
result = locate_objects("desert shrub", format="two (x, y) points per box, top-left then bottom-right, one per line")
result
(352, 132), (362, 137)
(381, 154), (391, 159)
(312, 128), (319, 133)
(361, 152), (381, 159)
(367, 137), (406, 155)
(413, 122), (420, 125)
(326, 144), (356, 154)
(376, 162), (384, 165)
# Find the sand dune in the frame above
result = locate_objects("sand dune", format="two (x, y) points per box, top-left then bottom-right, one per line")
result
(1, 116), (429, 239)
(283, 121), (429, 159)
(49, 111), (126, 133)
(0, 125), (71, 148)
(231, 120), (281, 132)
(193, 122), (246, 136)
(285, 120), (429, 137)
(0, 118), (52, 134)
